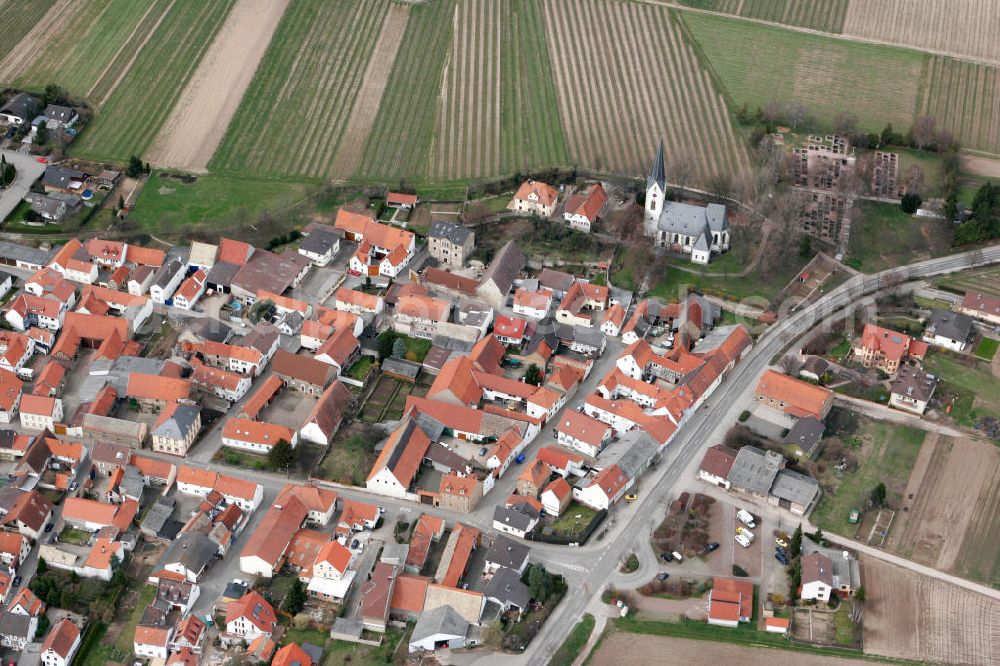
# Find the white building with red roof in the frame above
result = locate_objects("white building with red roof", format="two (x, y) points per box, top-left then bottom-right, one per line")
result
(573, 464), (628, 511)
(555, 410), (612, 458)
(510, 180), (559, 217)
(225, 591), (277, 642)
(493, 315), (527, 345)
(563, 183), (607, 232)
(173, 270), (207, 310)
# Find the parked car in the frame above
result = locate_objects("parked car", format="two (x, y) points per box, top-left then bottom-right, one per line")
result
(44, 523), (54, 533)
(736, 509), (756, 528)
(776, 538), (788, 548)
(624, 493), (638, 503)
(776, 545), (788, 557)
(68, 481), (78, 492)
(735, 534), (751, 548)
(660, 552), (673, 563)
(704, 542), (720, 553)
(656, 572), (670, 581)
(775, 552), (790, 565)
(514, 453), (526, 464)
(11, 576), (20, 588)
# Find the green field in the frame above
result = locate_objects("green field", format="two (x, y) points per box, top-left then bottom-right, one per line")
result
(920, 56), (1000, 156)
(12, 0), (174, 101)
(0, 0), (57, 64)
(431, 0), (568, 179)
(921, 349), (1000, 427)
(357, 0), (456, 180)
(128, 172), (315, 237)
(975, 337), (999, 361)
(812, 415), (925, 537)
(209, 0), (388, 179)
(682, 12), (925, 133)
(848, 201), (951, 272)
(70, 0), (236, 161)
(679, 0), (849, 32)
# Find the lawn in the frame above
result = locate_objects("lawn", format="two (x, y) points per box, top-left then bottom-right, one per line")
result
(551, 502), (599, 537)
(975, 337), (999, 361)
(114, 585), (157, 653)
(551, 612), (596, 666)
(921, 349), (1000, 427)
(812, 414), (925, 536)
(70, 0), (238, 161)
(280, 626), (330, 648)
(347, 356), (376, 381)
(59, 527), (92, 545)
(127, 172), (315, 239)
(316, 425), (384, 486)
(215, 446), (269, 471)
(847, 201), (951, 273)
(646, 260), (805, 305)
(682, 12), (925, 133)
(323, 628), (405, 665)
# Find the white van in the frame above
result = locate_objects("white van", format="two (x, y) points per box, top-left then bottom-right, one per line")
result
(671, 551), (683, 562)
(735, 533), (751, 548)
(736, 509), (756, 528)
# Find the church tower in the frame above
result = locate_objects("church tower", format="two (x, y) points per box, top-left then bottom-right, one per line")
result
(645, 139), (665, 236)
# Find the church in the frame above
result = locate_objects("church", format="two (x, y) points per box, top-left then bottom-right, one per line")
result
(643, 141), (730, 265)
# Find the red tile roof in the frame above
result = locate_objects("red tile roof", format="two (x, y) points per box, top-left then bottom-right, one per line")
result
(42, 618), (80, 659)
(0, 369), (22, 410)
(754, 370), (832, 420)
(127, 373), (190, 403)
(390, 574), (430, 613)
(222, 418), (293, 448)
(239, 498), (307, 569)
(226, 591), (277, 633)
(564, 183), (607, 223)
(699, 444), (738, 479)
(555, 410), (610, 447)
(126, 245), (166, 267)
(513, 179), (558, 206)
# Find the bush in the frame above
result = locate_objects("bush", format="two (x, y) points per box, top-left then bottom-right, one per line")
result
(732, 565), (748, 577)
(900, 193), (922, 214)
(738, 410), (751, 422)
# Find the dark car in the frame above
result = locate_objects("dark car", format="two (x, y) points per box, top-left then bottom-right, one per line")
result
(11, 576), (20, 588)
(776, 545), (788, 557)
(705, 542), (720, 553)
(660, 552), (674, 563)
(656, 572), (670, 581)
(775, 552), (789, 566)
(44, 523), (54, 533)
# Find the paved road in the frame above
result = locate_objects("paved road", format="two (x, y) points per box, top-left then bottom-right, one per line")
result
(499, 246), (1000, 665)
(0, 149), (45, 223)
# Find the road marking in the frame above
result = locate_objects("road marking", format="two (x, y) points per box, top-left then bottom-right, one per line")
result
(548, 561), (591, 574)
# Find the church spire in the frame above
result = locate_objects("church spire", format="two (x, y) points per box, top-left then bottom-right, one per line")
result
(647, 138), (665, 192)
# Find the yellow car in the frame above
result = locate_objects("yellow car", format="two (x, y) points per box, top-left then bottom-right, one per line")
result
(624, 493), (638, 503)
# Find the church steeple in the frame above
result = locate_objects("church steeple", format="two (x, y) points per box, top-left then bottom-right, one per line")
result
(647, 138), (665, 192)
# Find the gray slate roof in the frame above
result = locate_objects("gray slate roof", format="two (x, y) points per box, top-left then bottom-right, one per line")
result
(151, 404), (200, 440)
(152, 258), (183, 289)
(411, 604), (469, 646)
(926, 309), (973, 343)
(477, 241), (524, 297)
(299, 228), (340, 255)
(727, 446), (783, 495)
(781, 416), (825, 457)
(492, 505), (536, 534)
(0, 611), (34, 639)
(41, 166), (84, 190)
(770, 469), (820, 508)
(484, 566), (530, 610)
(485, 534), (530, 570)
(160, 532), (216, 573)
(428, 220), (472, 246)
(43, 105), (75, 123)
(0, 93), (39, 121)
(0, 240), (54, 266)
(598, 429), (659, 480)
(647, 139), (666, 191)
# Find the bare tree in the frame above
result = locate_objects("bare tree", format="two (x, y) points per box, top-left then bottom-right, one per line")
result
(705, 171), (734, 204)
(834, 111), (859, 136)
(667, 152), (698, 194)
(904, 165), (925, 196)
(762, 101), (783, 126)
(934, 128), (956, 152)
(841, 153), (874, 197)
(782, 101), (808, 130)
(911, 115), (937, 150)
(609, 204), (645, 246)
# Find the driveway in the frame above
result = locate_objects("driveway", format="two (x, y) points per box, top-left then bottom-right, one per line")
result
(0, 149), (45, 223)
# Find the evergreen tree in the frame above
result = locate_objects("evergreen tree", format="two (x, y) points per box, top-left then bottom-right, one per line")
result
(524, 364), (543, 386)
(790, 523), (803, 559)
(283, 579), (306, 614)
(391, 338), (406, 358)
(268, 439), (295, 471)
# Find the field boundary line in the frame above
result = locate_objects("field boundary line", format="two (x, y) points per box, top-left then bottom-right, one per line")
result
(83, 0), (163, 101)
(646, 0), (1000, 68)
(94, 0), (177, 107)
